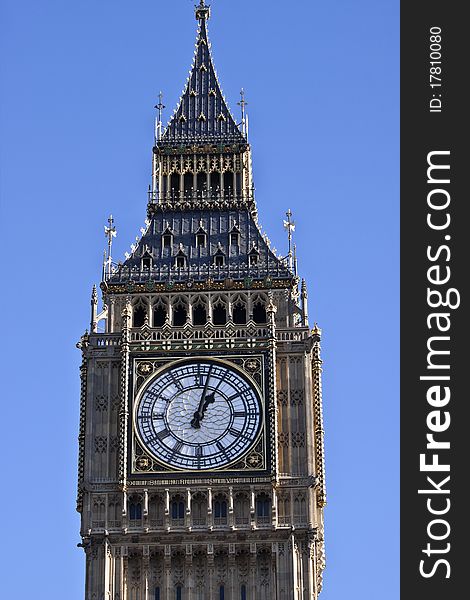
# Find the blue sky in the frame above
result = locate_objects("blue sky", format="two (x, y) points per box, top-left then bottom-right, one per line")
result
(0, 1), (399, 598)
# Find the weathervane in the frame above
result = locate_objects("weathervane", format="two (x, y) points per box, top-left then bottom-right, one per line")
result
(154, 91), (165, 142)
(104, 215), (117, 279)
(283, 209), (296, 271)
(237, 88), (248, 138)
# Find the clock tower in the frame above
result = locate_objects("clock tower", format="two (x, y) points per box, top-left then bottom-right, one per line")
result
(77, 3), (327, 598)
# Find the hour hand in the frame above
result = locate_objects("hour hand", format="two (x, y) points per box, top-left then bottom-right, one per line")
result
(190, 392), (215, 428)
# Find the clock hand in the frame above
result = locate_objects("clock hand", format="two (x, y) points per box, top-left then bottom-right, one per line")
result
(191, 366), (213, 429)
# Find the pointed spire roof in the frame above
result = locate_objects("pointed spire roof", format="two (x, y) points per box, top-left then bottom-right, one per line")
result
(160, 3), (245, 145)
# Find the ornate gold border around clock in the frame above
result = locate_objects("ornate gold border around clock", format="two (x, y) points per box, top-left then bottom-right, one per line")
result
(130, 354), (268, 476)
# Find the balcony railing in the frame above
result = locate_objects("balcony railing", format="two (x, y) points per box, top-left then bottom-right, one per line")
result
(105, 260), (292, 285)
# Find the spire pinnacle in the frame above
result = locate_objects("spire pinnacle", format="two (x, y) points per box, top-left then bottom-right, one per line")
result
(195, 0), (210, 21)
(237, 88), (249, 138)
(283, 209), (296, 271)
(154, 92), (165, 142)
(104, 215), (117, 280)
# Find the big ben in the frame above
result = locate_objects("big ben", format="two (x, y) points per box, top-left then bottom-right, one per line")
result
(77, 2), (327, 598)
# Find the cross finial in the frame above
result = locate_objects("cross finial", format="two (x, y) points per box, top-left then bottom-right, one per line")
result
(195, 0), (211, 21)
(237, 88), (248, 137)
(104, 215), (117, 279)
(154, 91), (165, 142)
(283, 209), (296, 271)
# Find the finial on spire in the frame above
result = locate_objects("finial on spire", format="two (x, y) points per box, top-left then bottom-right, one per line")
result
(195, 0), (211, 21)
(154, 92), (165, 142)
(237, 88), (249, 138)
(283, 209), (296, 271)
(104, 215), (117, 280)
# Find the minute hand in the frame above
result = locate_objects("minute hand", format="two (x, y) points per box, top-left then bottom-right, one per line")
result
(191, 367), (213, 428)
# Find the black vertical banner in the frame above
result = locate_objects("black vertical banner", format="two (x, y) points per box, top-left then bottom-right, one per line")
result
(401, 3), (468, 599)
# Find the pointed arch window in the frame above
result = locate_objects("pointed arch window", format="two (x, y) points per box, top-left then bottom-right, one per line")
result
(249, 247), (260, 266)
(142, 252), (153, 270)
(219, 586), (225, 600)
(175, 247), (187, 269)
(170, 173), (180, 193)
(195, 226), (207, 249)
(241, 585), (247, 600)
(173, 298), (188, 327)
(133, 303), (147, 328)
(197, 172), (207, 193)
(162, 228), (173, 250)
(171, 496), (185, 522)
(192, 299), (207, 326)
(256, 493), (271, 524)
(223, 171), (234, 194)
(212, 298), (227, 325)
(214, 494), (228, 525)
(253, 298), (267, 324)
(176, 586), (182, 600)
(233, 298), (247, 325)
(184, 172), (193, 196)
(129, 499), (142, 521)
(214, 249), (226, 268)
(229, 224), (241, 248)
(153, 302), (167, 328)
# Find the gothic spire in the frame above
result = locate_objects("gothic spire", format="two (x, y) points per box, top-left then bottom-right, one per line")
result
(160, 2), (245, 145)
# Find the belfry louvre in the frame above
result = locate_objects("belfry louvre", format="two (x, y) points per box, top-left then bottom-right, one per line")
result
(77, 2), (327, 598)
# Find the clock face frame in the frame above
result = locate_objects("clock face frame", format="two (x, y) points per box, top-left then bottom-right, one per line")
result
(133, 358), (264, 472)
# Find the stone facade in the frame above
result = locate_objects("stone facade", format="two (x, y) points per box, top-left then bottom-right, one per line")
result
(77, 3), (326, 599)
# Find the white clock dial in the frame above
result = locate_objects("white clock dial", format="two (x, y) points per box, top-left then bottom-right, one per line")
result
(135, 359), (262, 470)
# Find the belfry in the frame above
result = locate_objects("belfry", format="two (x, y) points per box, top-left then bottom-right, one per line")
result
(77, 2), (327, 598)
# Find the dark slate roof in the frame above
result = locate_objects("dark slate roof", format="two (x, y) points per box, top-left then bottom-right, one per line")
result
(108, 209), (291, 285)
(160, 17), (245, 145)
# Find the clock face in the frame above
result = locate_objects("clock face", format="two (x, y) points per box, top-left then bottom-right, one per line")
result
(135, 359), (262, 471)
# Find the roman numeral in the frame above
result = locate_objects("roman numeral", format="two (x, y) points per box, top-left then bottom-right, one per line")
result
(233, 411), (246, 418)
(156, 428), (170, 440)
(172, 441), (183, 453)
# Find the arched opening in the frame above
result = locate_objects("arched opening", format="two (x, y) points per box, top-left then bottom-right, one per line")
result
(162, 232), (173, 249)
(214, 250), (225, 267)
(241, 585), (247, 600)
(223, 171), (234, 194)
(170, 173), (180, 193)
(153, 305), (167, 327)
(192, 302), (207, 326)
(171, 496), (185, 522)
(196, 232), (206, 248)
(192, 493), (207, 526)
(233, 301), (247, 325)
(176, 254), (186, 269)
(214, 495), (228, 525)
(142, 254), (152, 269)
(129, 499), (142, 521)
(197, 172), (207, 193)
(249, 249), (259, 266)
(133, 305), (146, 327)
(253, 300), (267, 324)
(210, 172), (220, 194)
(173, 302), (187, 327)
(184, 172), (193, 196)
(234, 493), (250, 526)
(256, 493), (271, 524)
(213, 300), (227, 326)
